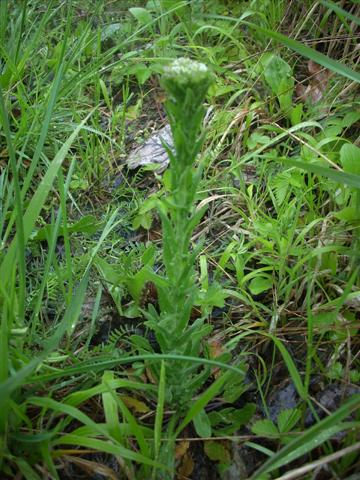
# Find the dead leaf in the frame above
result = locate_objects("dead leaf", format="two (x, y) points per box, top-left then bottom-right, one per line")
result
(176, 452), (194, 479)
(175, 440), (190, 460)
(121, 395), (150, 413)
(145, 366), (158, 385)
(296, 82), (324, 103)
(308, 59), (322, 75)
(62, 455), (118, 480)
(204, 441), (231, 464)
(208, 333), (226, 378)
(296, 59), (331, 104)
(310, 86), (323, 103)
(208, 337), (224, 359)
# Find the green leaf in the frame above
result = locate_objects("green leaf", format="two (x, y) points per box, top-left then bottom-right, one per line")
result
(129, 7), (153, 25)
(132, 211), (153, 229)
(251, 419), (278, 438)
(247, 132), (271, 149)
(193, 409), (212, 438)
(312, 311), (338, 332)
(277, 408), (301, 433)
(222, 365), (248, 403)
(197, 283), (229, 311)
(249, 276), (272, 295)
(209, 404), (256, 435)
(262, 54), (292, 93)
(141, 243), (156, 266)
(175, 369), (234, 437)
(328, 362), (343, 380)
(334, 206), (359, 221)
(281, 158), (360, 190)
(341, 111), (360, 128)
(101, 23), (122, 41)
(129, 63), (152, 85)
(204, 441), (231, 464)
(102, 372), (122, 442)
(270, 171), (291, 206)
(261, 54), (294, 111)
(290, 103), (303, 126)
(16, 458), (42, 480)
(32, 215), (102, 241)
(154, 361), (166, 459)
(95, 256), (121, 285)
(340, 144), (360, 175)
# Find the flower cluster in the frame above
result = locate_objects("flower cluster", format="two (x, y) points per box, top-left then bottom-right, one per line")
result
(161, 57), (213, 108)
(163, 57), (209, 84)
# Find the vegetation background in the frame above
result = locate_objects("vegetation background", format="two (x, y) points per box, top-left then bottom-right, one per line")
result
(0, 0), (359, 479)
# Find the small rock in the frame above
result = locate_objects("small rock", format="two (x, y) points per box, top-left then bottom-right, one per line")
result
(268, 381), (299, 423)
(125, 124), (173, 172)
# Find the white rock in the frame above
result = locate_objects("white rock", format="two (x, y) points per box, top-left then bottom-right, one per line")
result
(126, 124), (173, 172)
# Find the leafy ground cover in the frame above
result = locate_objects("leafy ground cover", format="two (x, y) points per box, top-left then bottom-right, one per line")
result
(0, 1), (360, 479)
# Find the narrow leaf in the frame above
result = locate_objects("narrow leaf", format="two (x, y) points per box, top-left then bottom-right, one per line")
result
(246, 22), (360, 83)
(282, 158), (360, 189)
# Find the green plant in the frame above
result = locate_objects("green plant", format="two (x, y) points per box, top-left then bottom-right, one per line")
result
(130, 58), (246, 475)
(144, 58), (216, 391)
(251, 408), (302, 444)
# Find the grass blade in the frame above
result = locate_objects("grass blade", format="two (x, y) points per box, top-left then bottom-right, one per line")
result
(0, 81), (25, 319)
(154, 361), (166, 469)
(0, 272), (89, 405)
(102, 372), (123, 442)
(246, 22), (360, 83)
(319, 0), (360, 27)
(175, 369), (233, 437)
(30, 354), (247, 383)
(53, 434), (166, 470)
(282, 158), (360, 189)
(0, 109), (95, 283)
(269, 335), (306, 400)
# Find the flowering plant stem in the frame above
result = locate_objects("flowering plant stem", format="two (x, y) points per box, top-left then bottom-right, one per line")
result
(143, 57), (214, 479)
(160, 58), (212, 345)
(145, 58), (214, 407)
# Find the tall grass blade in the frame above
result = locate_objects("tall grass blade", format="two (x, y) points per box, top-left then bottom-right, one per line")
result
(0, 272), (89, 405)
(246, 23), (360, 83)
(175, 369), (233, 436)
(29, 397), (164, 470)
(0, 82), (25, 319)
(269, 335), (306, 400)
(53, 434), (166, 470)
(154, 361), (166, 471)
(282, 158), (360, 189)
(319, 0), (360, 27)
(31, 354), (247, 383)
(0, 109), (95, 283)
